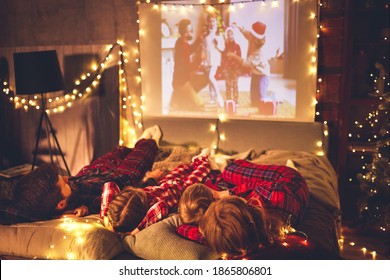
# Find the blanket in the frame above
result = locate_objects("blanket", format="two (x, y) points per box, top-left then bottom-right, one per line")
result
(215, 149), (342, 239)
(152, 146), (201, 171)
(249, 150), (340, 212)
(0, 147), (341, 260)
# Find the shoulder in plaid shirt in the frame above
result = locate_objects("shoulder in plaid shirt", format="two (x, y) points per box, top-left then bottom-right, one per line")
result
(176, 160), (309, 246)
(136, 155), (211, 230)
(223, 159), (309, 226)
(0, 139), (158, 224)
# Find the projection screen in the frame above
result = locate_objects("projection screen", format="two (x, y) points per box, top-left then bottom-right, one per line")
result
(139, 0), (317, 122)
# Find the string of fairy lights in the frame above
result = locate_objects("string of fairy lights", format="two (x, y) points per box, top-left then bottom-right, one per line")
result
(1, 0), (323, 153)
(44, 216), (105, 260)
(317, 0), (389, 174)
(3, 44), (119, 112)
(316, 0), (389, 258)
(2, 41), (144, 147)
(1, 0), (386, 259)
(5, 0), (383, 157)
(135, 0), (323, 155)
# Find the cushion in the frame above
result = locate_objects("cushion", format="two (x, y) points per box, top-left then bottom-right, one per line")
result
(0, 200), (44, 225)
(122, 214), (219, 260)
(0, 214), (124, 260)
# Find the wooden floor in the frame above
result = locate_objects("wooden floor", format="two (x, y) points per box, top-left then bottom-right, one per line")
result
(339, 223), (389, 260)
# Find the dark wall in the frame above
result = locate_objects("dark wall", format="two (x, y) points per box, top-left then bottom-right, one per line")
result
(0, 0), (137, 47)
(0, 0), (137, 171)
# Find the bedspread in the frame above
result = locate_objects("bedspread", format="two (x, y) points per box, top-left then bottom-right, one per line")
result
(0, 147), (341, 260)
(249, 150), (340, 212)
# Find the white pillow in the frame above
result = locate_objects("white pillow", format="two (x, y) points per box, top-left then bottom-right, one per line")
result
(0, 214), (124, 260)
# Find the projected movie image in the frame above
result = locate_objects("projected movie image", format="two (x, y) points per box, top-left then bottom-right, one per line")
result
(140, 0), (317, 122)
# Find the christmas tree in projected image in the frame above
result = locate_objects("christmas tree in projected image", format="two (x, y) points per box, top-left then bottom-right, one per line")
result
(356, 58), (389, 233)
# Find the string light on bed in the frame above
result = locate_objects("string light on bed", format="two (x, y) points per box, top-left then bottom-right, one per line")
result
(42, 216), (102, 260)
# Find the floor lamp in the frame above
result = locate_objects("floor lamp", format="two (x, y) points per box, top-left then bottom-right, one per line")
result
(13, 50), (71, 175)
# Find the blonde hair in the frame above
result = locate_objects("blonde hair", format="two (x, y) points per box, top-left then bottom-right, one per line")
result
(106, 187), (148, 233)
(199, 196), (282, 257)
(178, 183), (214, 225)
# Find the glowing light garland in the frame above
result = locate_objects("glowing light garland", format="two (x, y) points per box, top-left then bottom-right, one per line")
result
(2, 1), (384, 260)
(0, 0), (323, 149)
(42, 216), (105, 260)
(338, 235), (386, 260)
(339, 3), (389, 239)
(1, 41), (143, 147)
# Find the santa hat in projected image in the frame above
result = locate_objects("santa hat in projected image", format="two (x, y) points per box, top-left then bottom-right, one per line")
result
(250, 21), (267, 39)
(225, 26), (235, 36)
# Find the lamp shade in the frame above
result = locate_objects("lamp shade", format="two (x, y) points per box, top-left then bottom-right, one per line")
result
(13, 50), (64, 95)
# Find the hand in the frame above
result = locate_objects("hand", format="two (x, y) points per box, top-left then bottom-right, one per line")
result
(103, 216), (114, 231)
(226, 52), (235, 57)
(231, 22), (242, 32)
(130, 228), (140, 235)
(73, 205), (89, 217)
(145, 169), (165, 181)
(212, 189), (230, 199)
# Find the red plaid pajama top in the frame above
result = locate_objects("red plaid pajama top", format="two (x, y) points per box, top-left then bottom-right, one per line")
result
(177, 160), (309, 245)
(67, 138), (158, 214)
(222, 159), (309, 226)
(137, 155), (211, 230)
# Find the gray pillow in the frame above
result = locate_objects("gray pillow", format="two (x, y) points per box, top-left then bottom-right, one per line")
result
(122, 214), (219, 260)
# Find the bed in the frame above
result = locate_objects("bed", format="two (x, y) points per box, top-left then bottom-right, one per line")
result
(0, 117), (342, 260)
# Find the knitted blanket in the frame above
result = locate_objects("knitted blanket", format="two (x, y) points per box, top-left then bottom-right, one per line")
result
(152, 146), (201, 172)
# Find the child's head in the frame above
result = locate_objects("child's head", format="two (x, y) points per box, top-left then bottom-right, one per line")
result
(178, 19), (193, 41)
(13, 164), (65, 218)
(250, 21), (266, 47)
(199, 196), (276, 257)
(106, 187), (149, 233)
(207, 13), (218, 30)
(178, 183), (214, 225)
(225, 27), (235, 42)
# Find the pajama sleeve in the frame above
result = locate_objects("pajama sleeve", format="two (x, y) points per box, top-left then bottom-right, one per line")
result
(136, 201), (169, 230)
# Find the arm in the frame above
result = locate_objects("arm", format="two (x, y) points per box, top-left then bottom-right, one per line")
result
(226, 52), (244, 64)
(141, 169), (165, 186)
(236, 43), (242, 58)
(189, 37), (204, 54)
(133, 201), (169, 233)
(214, 35), (225, 53)
(232, 23), (251, 40)
(226, 52), (251, 72)
(61, 205), (89, 217)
